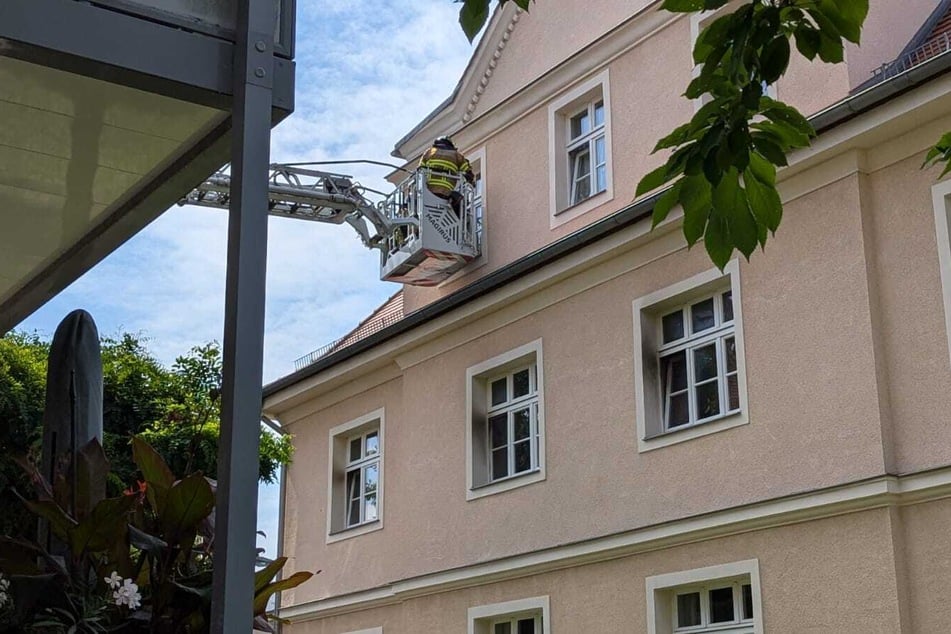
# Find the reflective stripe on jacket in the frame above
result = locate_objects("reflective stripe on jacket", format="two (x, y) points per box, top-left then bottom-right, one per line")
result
(419, 147), (471, 197)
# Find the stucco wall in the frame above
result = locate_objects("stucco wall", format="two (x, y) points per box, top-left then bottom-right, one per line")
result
(285, 508), (905, 633)
(279, 162), (926, 602)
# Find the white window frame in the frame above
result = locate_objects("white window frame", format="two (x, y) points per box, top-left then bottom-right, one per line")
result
(485, 364), (541, 483)
(633, 260), (749, 452)
(468, 596), (550, 634)
(690, 3), (777, 112)
(933, 179), (951, 370)
(567, 99), (607, 206)
(657, 289), (740, 431)
(646, 559), (763, 634)
(326, 408), (384, 543)
(344, 429), (381, 528)
(466, 339), (546, 500)
(548, 69), (613, 227)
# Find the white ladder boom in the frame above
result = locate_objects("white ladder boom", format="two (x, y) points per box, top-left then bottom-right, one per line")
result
(181, 164), (481, 286)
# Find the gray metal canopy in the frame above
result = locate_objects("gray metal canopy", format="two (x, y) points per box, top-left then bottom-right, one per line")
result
(0, 1), (296, 631)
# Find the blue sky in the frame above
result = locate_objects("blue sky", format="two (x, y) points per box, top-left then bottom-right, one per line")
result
(17, 0), (478, 558)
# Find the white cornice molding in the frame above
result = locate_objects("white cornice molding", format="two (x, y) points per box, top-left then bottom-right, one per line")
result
(462, 9), (522, 125)
(279, 467), (951, 623)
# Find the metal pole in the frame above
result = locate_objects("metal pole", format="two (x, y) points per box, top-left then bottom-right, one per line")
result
(211, 0), (275, 629)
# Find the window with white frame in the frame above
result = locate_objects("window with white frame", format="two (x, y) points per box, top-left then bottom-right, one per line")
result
(548, 69), (612, 224)
(633, 261), (748, 452)
(344, 429), (380, 528)
(657, 289), (739, 430)
(646, 560), (762, 634)
(326, 409), (384, 541)
(486, 364), (540, 482)
(468, 596), (550, 634)
(567, 98), (607, 206)
(466, 340), (546, 500)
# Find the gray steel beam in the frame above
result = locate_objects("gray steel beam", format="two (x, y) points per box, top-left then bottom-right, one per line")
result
(211, 0), (275, 629)
(0, 0), (294, 112)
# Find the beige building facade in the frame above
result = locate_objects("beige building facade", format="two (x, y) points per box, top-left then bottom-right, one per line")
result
(264, 2), (951, 632)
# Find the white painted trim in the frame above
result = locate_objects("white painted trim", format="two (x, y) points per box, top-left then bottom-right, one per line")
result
(325, 408), (385, 544)
(646, 559), (762, 634)
(632, 260), (749, 451)
(932, 179), (951, 371)
(468, 596), (551, 634)
(547, 68), (614, 226)
(465, 339), (546, 500)
(280, 466), (951, 622)
(342, 628), (383, 634)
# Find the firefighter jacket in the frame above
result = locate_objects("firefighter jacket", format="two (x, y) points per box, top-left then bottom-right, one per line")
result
(419, 146), (474, 198)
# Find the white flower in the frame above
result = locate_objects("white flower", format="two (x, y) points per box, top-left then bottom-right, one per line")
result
(0, 590), (9, 609)
(104, 571), (122, 590)
(0, 574), (10, 609)
(111, 577), (142, 610)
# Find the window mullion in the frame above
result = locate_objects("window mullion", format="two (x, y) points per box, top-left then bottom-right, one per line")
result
(687, 343), (697, 425)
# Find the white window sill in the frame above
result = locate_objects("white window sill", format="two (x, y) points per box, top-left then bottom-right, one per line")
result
(639, 410), (748, 453)
(551, 188), (612, 228)
(326, 519), (382, 544)
(467, 468), (545, 501)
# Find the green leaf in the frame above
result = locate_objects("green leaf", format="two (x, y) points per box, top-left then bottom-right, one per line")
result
(127, 524), (168, 555)
(636, 163), (675, 197)
(748, 152), (776, 186)
(711, 169), (756, 258)
(661, 0), (706, 12)
(74, 438), (109, 522)
(70, 495), (135, 555)
(253, 571), (315, 616)
(255, 556), (288, 594)
(761, 99), (815, 137)
(751, 135), (788, 166)
(680, 175), (712, 246)
(458, 0), (490, 42)
(132, 435), (174, 512)
(752, 120), (811, 148)
(817, 0), (868, 44)
(20, 496), (77, 542)
(704, 208), (734, 270)
(760, 36), (790, 84)
(744, 168), (783, 233)
(654, 122), (696, 152)
(794, 24), (821, 60)
(160, 473), (214, 545)
(651, 181), (683, 229)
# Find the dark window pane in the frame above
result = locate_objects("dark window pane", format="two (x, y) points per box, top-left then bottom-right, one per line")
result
(514, 440), (532, 473)
(662, 310), (684, 343)
(346, 469), (360, 501)
(570, 110), (590, 139)
(513, 408), (531, 440)
(662, 350), (688, 392)
(691, 297), (716, 332)
(723, 290), (734, 322)
(594, 101), (605, 127)
(492, 448), (508, 480)
(709, 586), (735, 623)
(742, 584), (753, 620)
(491, 378), (507, 406)
(725, 336), (737, 372)
(348, 497), (361, 527)
(349, 437), (362, 462)
(677, 592), (701, 627)
(694, 343), (718, 381)
(490, 414), (508, 449)
(517, 618), (536, 634)
(696, 380), (721, 419)
(494, 623), (512, 634)
(365, 432), (379, 456)
(668, 393), (689, 428)
(728, 374), (740, 411)
(513, 369), (530, 398)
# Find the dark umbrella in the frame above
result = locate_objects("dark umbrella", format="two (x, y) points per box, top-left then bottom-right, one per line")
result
(39, 309), (104, 554)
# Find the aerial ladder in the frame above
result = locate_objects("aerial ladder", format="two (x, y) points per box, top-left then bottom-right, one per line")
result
(181, 163), (481, 286)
